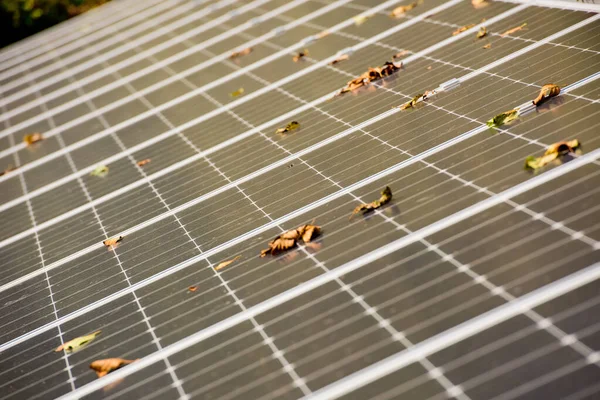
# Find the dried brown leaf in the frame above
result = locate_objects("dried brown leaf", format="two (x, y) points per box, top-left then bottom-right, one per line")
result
(260, 223), (321, 257)
(350, 186), (393, 219)
(392, 50), (409, 59)
(275, 121), (300, 134)
(136, 159), (151, 167)
(532, 84), (561, 106)
(453, 24), (475, 36)
(215, 255), (242, 271)
(390, 0), (422, 18)
(188, 286), (198, 292)
(230, 47), (252, 59)
(330, 54), (350, 65)
(501, 23), (527, 37)
(476, 26), (488, 39)
(23, 132), (43, 146)
(336, 61), (401, 96)
(398, 93), (425, 110)
(483, 43), (492, 49)
(525, 139), (580, 170)
(293, 50), (309, 62)
(103, 236), (123, 247)
(90, 358), (138, 378)
(0, 165), (17, 177)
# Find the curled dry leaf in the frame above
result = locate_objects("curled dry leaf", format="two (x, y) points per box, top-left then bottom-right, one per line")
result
(483, 43), (492, 49)
(392, 50), (409, 59)
(230, 87), (245, 98)
(230, 47), (252, 60)
(260, 223), (321, 257)
(398, 90), (435, 110)
(90, 358), (138, 378)
(275, 121), (300, 134)
(336, 61), (401, 96)
(56, 331), (101, 353)
(487, 109), (518, 129)
(350, 186), (393, 219)
(215, 255), (242, 271)
(0, 165), (17, 177)
(501, 23), (527, 37)
(532, 84), (561, 106)
(390, 0), (422, 18)
(330, 54), (350, 65)
(103, 236), (123, 247)
(525, 139), (580, 170)
(452, 23), (475, 36)
(476, 26), (488, 39)
(136, 159), (151, 167)
(90, 165), (109, 177)
(188, 286), (198, 292)
(292, 49), (309, 62)
(23, 132), (43, 146)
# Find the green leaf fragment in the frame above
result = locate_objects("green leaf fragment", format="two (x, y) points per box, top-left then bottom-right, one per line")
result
(487, 109), (518, 129)
(90, 165), (109, 177)
(56, 331), (101, 353)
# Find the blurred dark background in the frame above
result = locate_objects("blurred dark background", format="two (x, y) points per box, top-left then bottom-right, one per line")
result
(1, 0), (111, 48)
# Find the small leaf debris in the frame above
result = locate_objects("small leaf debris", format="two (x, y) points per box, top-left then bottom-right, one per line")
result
(350, 186), (393, 220)
(260, 223), (321, 257)
(215, 255), (241, 271)
(501, 23), (527, 37)
(353, 14), (372, 25)
(136, 159), (151, 167)
(397, 90), (435, 110)
(476, 26), (488, 39)
(230, 47), (252, 60)
(336, 61), (401, 97)
(293, 49), (309, 62)
(0, 165), (17, 177)
(103, 236), (123, 248)
(525, 140), (580, 171)
(276, 121), (300, 134)
(532, 84), (561, 106)
(487, 109), (518, 129)
(230, 87), (245, 98)
(56, 331), (101, 353)
(472, 0), (489, 9)
(483, 43), (492, 49)
(23, 133), (43, 146)
(188, 286), (198, 292)
(90, 165), (109, 177)
(453, 24), (475, 36)
(392, 50), (409, 59)
(330, 54), (350, 65)
(390, 0), (422, 18)
(90, 358), (138, 378)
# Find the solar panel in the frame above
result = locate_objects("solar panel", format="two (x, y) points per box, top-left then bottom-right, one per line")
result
(0, 0), (599, 399)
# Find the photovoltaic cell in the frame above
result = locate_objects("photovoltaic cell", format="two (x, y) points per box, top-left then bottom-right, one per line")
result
(0, 0), (599, 399)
